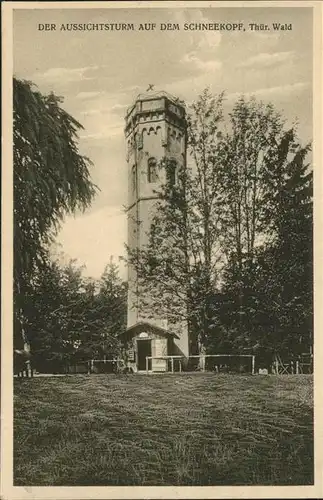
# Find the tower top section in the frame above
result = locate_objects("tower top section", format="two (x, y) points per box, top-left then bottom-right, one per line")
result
(124, 89), (186, 138)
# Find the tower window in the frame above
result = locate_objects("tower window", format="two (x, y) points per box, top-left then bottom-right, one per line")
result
(167, 159), (177, 186)
(132, 165), (137, 192)
(147, 157), (158, 183)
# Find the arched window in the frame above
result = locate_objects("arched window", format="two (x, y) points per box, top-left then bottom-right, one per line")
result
(147, 157), (158, 183)
(132, 165), (137, 192)
(167, 159), (177, 186)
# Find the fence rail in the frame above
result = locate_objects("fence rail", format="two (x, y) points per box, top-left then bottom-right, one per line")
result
(145, 354), (256, 374)
(272, 359), (313, 375)
(67, 359), (120, 374)
(30, 353), (313, 376)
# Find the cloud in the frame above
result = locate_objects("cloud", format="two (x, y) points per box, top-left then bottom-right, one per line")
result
(76, 91), (103, 100)
(164, 74), (218, 103)
(34, 65), (100, 84)
(252, 81), (309, 97)
(77, 90), (130, 140)
(81, 105), (128, 117)
(181, 52), (222, 73)
(250, 31), (281, 44)
(227, 82), (310, 101)
(76, 87), (138, 103)
(173, 9), (222, 51)
(80, 108), (105, 117)
(174, 9), (222, 78)
(238, 51), (294, 69)
(80, 126), (124, 140)
(196, 25), (222, 51)
(110, 103), (128, 112)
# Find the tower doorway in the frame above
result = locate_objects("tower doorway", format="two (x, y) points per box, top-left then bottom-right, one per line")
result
(137, 339), (152, 371)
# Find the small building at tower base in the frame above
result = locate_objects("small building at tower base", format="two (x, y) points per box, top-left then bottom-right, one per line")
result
(120, 321), (185, 373)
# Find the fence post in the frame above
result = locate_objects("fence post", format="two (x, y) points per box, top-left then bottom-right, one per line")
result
(252, 355), (255, 375)
(171, 357), (174, 373)
(296, 360), (299, 374)
(275, 359), (279, 375)
(26, 360), (32, 378)
(179, 360), (182, 373)
(146, 357), (148, 374)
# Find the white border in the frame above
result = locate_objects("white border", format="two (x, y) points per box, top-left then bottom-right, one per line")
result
(2, 2), (322, 499)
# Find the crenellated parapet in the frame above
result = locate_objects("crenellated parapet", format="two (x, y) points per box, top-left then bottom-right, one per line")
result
(125, 91), (186, 147)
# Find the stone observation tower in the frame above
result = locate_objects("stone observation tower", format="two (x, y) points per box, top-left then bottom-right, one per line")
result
(122, 89), (189, 372)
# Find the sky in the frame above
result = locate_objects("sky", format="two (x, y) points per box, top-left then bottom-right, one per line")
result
(13, 6), (313, 280)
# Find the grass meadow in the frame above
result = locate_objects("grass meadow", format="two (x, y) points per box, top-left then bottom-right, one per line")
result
(14, 374), (313, 486)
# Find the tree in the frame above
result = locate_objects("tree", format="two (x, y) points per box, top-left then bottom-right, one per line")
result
(217, 127), (312, 358)
(126, 89), (313, 358)
(74, 261), (127, 361)
(127, 90), (226, 353)
(93, 261), (127, 357)
(254, 131), (312, 357)
(217, 96), (285, 269)
(27, 258), (127, 372)
(13, 77), (97, 349)
(207, 98), (287, 354)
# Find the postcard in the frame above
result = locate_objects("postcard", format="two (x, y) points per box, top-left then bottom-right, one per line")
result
(1, 1), (322, 499)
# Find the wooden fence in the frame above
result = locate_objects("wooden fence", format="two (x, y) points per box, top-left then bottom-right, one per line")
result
(145, 354), (256, 374)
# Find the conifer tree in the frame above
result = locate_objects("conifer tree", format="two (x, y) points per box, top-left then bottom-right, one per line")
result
(127, 89), (313, 357)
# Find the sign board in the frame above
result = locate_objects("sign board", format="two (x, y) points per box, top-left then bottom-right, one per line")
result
(155, 338), (167, 357)
(152, 339), (167, 372)
(127, 349), (135, 361)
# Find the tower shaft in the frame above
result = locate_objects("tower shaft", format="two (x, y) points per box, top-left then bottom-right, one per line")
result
(125, 91), (189, 356)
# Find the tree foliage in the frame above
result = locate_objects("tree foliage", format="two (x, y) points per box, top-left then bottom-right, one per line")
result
(126, 89), (313, 358)
(13, 77), (97, 347)
(27, 258), (127, 372)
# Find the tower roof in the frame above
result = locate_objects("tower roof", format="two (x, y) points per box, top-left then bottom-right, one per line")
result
(125, 89), (186, 119)
(135, 89), (184, 104)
